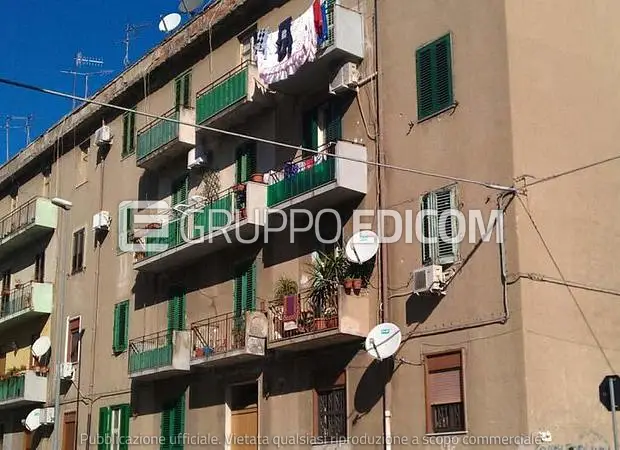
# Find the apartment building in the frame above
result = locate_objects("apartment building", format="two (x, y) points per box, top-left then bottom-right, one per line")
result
(0, 0), (619, 449)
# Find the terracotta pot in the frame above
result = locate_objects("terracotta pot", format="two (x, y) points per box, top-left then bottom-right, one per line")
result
(326, 317), (338, 329)
(343, 278), (353, 289)
(352, 278), (362, 290)
(250, 173), (264, 183)
(315, 318), (327, 330)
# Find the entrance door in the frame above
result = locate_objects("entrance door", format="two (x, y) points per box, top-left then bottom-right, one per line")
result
(62, 411), (76, 450)
(230, 383), (258, 450)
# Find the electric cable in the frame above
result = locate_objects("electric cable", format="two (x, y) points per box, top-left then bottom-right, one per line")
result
(520, 153), (620, 188)
(0, 76), (517, 193)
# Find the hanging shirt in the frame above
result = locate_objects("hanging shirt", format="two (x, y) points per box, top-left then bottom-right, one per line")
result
(276, 17), (293, 62)
(313, 0), (323, 38)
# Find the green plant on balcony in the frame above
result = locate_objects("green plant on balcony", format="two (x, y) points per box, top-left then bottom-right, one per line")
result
(273, 276), (298, 305)
(306, 248), (348, 329)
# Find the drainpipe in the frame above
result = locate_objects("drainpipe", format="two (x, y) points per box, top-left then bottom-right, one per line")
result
(371, 1), (391, 450)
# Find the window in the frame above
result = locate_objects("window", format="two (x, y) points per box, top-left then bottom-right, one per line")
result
(302, 99), (343, 156)
(34, 251), (45, 283)
(71, 228), (86, 274)
(420, 185), (458, 266)
(118, 206), (134, 251)
(233, 261), (256, 318)
(62, 411), (77, 450)
(122, 111), (136, 157)
(161, 392), (185, 449)
(416, 34), (454, 120)
(425, 351), (465, 434)
(174, 71), (192, 109)
(66, 317), (81, 364)
(98, 404), (130, 450)
(167, 288), (186, 332)
(239, 25), (257, 63)
(235, 143), (257, 184)
(113, 300), (130, 353)
(315, 373), (346, 443)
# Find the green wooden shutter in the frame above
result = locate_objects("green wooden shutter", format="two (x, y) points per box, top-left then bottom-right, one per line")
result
(436, 187), (458, 264)
(182, 72), (191, 108)
(171, 175), (188, 207)
(167, 288), (186, 331)
(233, 269), (243, 318)
(245, 262), (256, 312)
(302, 109), (319, 152)
(161, 407), (171, 449)
(174, 78), (182, 110)
(172, 393), (185, 449)
(122, 112), (135, 157)
(113, 301), (129, 353)
(420, 192), (437, 265)
(235, 144), (257, 184)
(325, 99), (343, 144)
(98, 407), (111, 450)
(119, 404), (130, 450)
(416, 34), (453, 120)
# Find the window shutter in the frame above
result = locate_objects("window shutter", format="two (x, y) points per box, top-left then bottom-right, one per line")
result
(428, 369), (462, 405)
(112, 303), (120, 352)
(182, 73), (191, 108)
(167, 289), (185, 331)
(302, 109), (319, 151)
(416, 46), (434, 119)
(98, 407), (111, 450)
(233, 270), (243, 318)
(325, 99), (343, 144)
(118, 301), (129, 352)
(245, 262), (256, 311)
(417, 34), (453, 120)
(174, 78), (182, 110)
(119, 404), (130, 450)
(122, 114), (129, 156)
(236, 144), (256, 183)
(420, 192), (438, 264)
(160, 407), (171, 449)
(171, 176), (188, 207)
(129, 112), (135, 152)
(436, 188), (458, 265)
(172, 393), (185, 448)
(434, 35), (453, 112)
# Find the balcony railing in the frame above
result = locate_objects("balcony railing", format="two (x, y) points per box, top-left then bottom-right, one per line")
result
(136, 108), (179, 161)
(191, 311), (246, 359)
(192, 189), (236, 239)
(267, 151), (336, 207)
(196, 62), (251, 124)
(0, 198), (36, 238)
(1, 282), (35, 318)
(267, 294), (339, 343)
(128, 330), (174, 374)
(0, 373), (25, 402)
(432, 402), (465, 433)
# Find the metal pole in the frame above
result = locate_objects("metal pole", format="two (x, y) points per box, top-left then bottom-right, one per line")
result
(84, 74), (89, 100)
(52, 206), (70, 450)
(5, 117), (9, 161)
(610, 377), (619, 450)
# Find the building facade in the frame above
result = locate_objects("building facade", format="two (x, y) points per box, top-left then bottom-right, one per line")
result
(0, 1), (618, 450)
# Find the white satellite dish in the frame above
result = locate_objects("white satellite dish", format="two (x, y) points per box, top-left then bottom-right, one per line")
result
(32, 336), (51, 358)
(24, 409), (42, 432)
(178, 0), (204, 13)
(345, 230), (379, 264)
(365, 323), (402, 360)
(159, 13), (182, 33)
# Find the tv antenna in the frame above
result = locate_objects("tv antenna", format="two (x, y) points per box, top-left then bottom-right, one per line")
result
(3, 115), (33, 161)
(62, 52), (111, 109)
(119, 22), (151, 68)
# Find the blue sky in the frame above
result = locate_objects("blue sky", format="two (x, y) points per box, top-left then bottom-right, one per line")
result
(0, 0), (193, 163)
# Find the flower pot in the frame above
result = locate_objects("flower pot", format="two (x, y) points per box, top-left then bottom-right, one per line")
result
(250, 173), (264, 183)
(315, 318), (327, 330)
(325, 316), (338, 329)
(343, 278), (353, 290)
(352, 278), (362, 290)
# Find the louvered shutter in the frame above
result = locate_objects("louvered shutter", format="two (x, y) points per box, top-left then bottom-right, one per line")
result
(420, 192), (438, 264)
(129, 112), (135, 152)
(118, 301), (129, 352)
(119, 404), (130, 450)
(325, 99), (343, 144)
(416, 45), (434, 119)
(174, 78), (182, 110)
(167, 289), (185, 331)
(416, 34), (453, 120)
(233, 269), (243, 318)
(112, 303), (120, 352)
(436, 188), (458, 265)
(122, 114), (129, 156)
(98, 407), (111, 450)
(172, 393), (185, 449)
(161, 408), (171, 450)
(302, 109), (319, 151)
(434, 35), (453, 112)
(182, 72), (191, 108)
(245, 262), (256, 312)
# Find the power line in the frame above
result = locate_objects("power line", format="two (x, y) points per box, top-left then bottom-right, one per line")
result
(523, 154), (620, 188)
(0, 76), (517, 193)
(516, 194), (616, 375)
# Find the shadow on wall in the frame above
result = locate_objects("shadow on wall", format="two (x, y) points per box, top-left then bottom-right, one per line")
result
(130, 377), (190, 416)
(405, 293), (443, 327)
(353, 358), (394, 419)
(262, 199), (360, 268)
(0, 235), (52, 276)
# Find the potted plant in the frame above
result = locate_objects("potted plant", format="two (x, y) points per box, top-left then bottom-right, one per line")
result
(274, 276), (298, 303)
(323, 304), (338, 329)
(307, 248), (348, 330)
(343, 276), (353, 291)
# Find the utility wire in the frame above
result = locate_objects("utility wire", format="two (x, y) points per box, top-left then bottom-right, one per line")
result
(516, 194), (617, 375)
(523, 153), (620, 188)
(0, 76), (517, 193)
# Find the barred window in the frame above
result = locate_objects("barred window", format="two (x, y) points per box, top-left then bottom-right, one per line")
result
(316, 386), (346, 443)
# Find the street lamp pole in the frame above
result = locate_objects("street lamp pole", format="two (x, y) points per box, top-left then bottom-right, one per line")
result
(50, 197), (72, 450)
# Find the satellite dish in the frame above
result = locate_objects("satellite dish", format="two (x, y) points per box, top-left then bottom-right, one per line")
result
(159, 13), (182, 33)
(24, 409), (42, 432)
(365, 323), (402, 360)
(32, 336), (51, 358)
(178, 0), (204, 13)
(345, 230), (379, 264)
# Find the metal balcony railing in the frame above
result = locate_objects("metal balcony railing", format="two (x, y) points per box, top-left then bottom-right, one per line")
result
(196, 62), (251, 124)
(0, 373), (25, 402)
(191, 311), (249, 359)
(266, 294), (339, 343)
(0, 282), (35, 319)
(128, 330), (174, 374)
(136, 108), (180, 161)
(0, 197), (38, 240)
(266, 146), (336, 207)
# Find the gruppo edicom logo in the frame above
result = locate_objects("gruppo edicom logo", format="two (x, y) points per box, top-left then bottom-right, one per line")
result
(117, 200), (504, 254)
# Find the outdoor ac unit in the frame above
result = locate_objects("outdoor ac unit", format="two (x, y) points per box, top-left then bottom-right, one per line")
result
(39, 407), (55, 425)
(329, 62), (359, 95)
(187, 147), (209, 170)
(92, 211), (111, 230)
(60, 362), (75, 380)
(94, 125), (113, 146)
(412, 265), (445, 295)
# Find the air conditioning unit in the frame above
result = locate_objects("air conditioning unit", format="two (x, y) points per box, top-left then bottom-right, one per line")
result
(412, 265), (445, 295)
(187, 147), (209, 170)
(329, 62), (360, 95)
(94, 125), (113, 146)
(92, 211), (111, 230)
(60, 362), (75, 380)
(39, 407), (55, 425)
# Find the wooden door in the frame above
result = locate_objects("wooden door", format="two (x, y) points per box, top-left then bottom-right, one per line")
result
(231, 407), (258, 450)
(62, 411), (76, 450)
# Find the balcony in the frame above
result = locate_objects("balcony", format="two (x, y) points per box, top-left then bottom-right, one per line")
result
(190, 310), (267, 368)
(0, 197), (58, 260)
(195, 62), (270, 130)
(268, 1), (365, 95)
(0, 371), (47, 409)
(266, 288), (373, 352)
(266, 141), (367, 211)
(128, 330), (190, 380)
(0, 282), (53, 332)
(133, 182), (267, 273)
(136, 107), (196, 170)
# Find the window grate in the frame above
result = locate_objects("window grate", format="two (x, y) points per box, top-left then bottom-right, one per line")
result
(317, 387), (346, 443)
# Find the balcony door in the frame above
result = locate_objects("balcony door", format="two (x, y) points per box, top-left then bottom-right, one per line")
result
(229, 383), (258, 450)
(1, 270), (10, 314)
(62, 411), (76, 450)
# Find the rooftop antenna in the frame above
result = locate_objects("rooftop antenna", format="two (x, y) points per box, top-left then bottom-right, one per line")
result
(61, 52), (110, 109)
(119, 23), (151, 68)
(3, 115), (29, 162)
(7, 114), (34, 145)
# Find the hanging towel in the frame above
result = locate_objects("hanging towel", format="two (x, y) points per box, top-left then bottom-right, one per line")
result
(276, 17), (293, 62)
(313, 0), (323, 38)
(257, 5), (318, 85)
(254, 28), (269, 59)
(283, 295), (300, 322)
